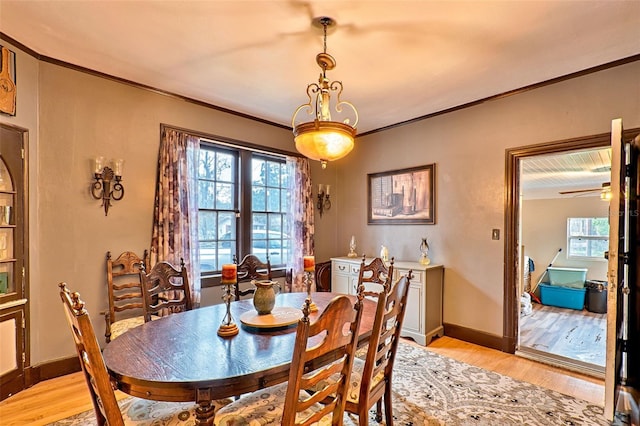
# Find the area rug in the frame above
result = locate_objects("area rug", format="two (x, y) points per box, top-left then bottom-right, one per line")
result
(48, 341), (622, 425)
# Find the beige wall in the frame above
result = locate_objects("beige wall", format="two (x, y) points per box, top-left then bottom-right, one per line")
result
(328, 61), (640, 337)
(3, 37), (640, 365)
(37, 63), (295, 363)
(9, 56), (294, 364)
(522, 197), (610, 285)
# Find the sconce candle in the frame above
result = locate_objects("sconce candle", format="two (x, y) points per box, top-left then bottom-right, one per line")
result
(113, 159), (124, 176)
(94, 156), (105, 174)
(303, 255), (315, 272)
(221, 264), (237, 284)
(316, 184), (331, 217)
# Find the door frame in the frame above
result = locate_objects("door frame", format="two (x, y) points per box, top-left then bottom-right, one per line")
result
(0, 122), (29, 400)
(503, 128), (639, 353)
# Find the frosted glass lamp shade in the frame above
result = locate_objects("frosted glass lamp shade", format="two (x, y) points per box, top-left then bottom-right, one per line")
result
(294, 120), (355, 164)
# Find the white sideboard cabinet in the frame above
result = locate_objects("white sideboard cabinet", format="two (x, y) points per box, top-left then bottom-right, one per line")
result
(330, 257), (444, 346)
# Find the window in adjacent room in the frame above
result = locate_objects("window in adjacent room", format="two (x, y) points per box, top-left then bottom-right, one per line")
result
(567, 217), (609, 259)
(197, 140), (290, 283)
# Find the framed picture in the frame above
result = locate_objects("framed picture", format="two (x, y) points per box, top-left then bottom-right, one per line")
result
(368, 164), (436, 225)
(0, 45), (17, 116)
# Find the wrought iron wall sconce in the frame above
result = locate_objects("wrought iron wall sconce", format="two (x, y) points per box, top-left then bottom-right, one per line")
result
(317, 184), (331, 217)
(91, 156), (124, 216)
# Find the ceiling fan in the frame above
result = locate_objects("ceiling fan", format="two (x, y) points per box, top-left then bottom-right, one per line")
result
(559, 182), (611, 198)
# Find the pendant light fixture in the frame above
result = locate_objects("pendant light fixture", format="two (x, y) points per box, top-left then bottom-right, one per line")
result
(292, 17), (358, 169)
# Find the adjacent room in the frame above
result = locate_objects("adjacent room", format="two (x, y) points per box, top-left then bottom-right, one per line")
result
(0, 1), (638, 425)
(519, 148), (611, 375)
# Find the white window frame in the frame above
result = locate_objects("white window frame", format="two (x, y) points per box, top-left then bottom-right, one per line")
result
(566, 217), (609, 260)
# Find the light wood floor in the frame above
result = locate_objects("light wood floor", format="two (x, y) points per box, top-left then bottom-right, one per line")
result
(0, 336), (604, 426)
(520, 303), (607, 367)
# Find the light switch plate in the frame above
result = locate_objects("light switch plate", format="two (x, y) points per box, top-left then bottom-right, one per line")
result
(492, 229), (500, 240)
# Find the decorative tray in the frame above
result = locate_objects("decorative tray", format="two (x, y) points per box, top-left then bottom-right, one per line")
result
(239, 307), (303, 329)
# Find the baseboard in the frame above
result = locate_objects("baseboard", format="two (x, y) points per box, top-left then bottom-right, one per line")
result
(0, 373), (25, 401)
(443, 322), (507, 352)
(25, 356), (80, 387)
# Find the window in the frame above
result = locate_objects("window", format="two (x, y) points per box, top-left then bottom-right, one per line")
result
(197, 140), (290, 283)
(567, 217), (609, 259)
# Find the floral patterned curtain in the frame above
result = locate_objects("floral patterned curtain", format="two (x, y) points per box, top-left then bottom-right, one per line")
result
(285, 156), (315, 292)
(150, 127), (201, 306)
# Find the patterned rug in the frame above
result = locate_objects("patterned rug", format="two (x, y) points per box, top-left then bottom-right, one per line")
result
(48, 341), (622, 425)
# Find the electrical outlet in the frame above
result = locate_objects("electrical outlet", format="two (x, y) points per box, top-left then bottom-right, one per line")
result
(492, 229), (500, 240)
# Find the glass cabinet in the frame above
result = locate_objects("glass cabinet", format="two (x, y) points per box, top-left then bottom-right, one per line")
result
(0, 158), (16, 299)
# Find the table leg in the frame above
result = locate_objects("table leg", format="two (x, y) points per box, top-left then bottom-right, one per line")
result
(195, 388), (215, 425)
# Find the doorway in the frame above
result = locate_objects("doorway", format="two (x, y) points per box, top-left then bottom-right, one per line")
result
(503, 130), (637, 371)
(516, 148), (610, 376)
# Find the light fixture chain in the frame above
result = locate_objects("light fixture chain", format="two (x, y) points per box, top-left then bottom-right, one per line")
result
(323, 21), (327, 54)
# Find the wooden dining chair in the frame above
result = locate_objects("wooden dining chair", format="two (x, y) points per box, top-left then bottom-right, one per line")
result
(233, 253), (272, 301)
(345, 271), (412, 425)
(104, 250), (149, 343)
(215, 291), (365, 425)
(59, 283), (230, 425)
(357, 255), (394, 296)
(140, 259), (193, 322)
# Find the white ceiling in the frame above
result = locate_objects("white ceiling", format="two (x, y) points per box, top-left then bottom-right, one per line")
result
(1, 1), (639, 135)
(521, 147), (611, 200)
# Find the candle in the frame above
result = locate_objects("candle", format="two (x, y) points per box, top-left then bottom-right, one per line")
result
(303, 255), (315, 272)
(113, 158), (124, 176)
(325, 185), (330, 195)
(221, 264), (237, 284)
(94, 156), (104, 174)
(318, 184), (324, 194)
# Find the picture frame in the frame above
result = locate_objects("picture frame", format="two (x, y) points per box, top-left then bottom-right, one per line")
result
(368, 163), (436, 225)
(0, 44), (17, 116)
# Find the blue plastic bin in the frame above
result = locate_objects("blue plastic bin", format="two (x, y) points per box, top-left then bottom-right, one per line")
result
(547, 267), (587, 289)
(539, 283), (586, 310)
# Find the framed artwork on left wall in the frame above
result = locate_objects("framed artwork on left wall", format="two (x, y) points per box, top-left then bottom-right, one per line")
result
(0, 45), (17, 116)
(368, 163), (436, 225)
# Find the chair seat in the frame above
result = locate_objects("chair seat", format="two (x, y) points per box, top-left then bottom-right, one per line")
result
(345, 358), (385, 404)
(110, 315), (159, 341)
(215, 382), (332, 425)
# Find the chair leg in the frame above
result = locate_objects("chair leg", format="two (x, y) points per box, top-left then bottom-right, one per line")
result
(358, 407), (369, 426)
(375, 399), (383, 422)
(384, 389), (394, 426)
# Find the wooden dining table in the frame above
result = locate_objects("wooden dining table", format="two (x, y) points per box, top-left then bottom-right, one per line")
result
(102, 291), (377, 426)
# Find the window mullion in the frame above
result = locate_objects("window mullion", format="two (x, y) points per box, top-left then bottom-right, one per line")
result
(239, 151), (253, 258)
